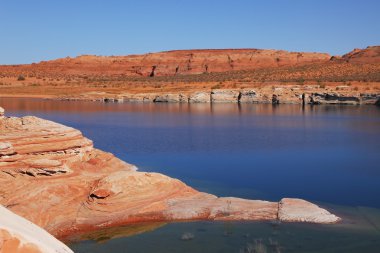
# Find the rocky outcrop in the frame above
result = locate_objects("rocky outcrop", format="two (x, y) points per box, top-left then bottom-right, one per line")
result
(339, 46), (380, 64)
(90, 88), (380, 105)
(360, 93), (380, 105)
(0, 205), (73, 253)
(0, 108), (340, 241)
(309, 93), (361, 105)
(239, 89), (269, 103)
(278, 198), (340, 224)
(153, 93), (188, 103)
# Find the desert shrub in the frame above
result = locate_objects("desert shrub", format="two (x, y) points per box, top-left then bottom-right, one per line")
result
(211, 84), (222, 89)
(17, 75), (25, 81)
(298, 78), (305, 85)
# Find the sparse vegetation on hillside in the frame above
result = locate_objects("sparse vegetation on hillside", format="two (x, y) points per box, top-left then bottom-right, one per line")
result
(1, 47), (380, 97)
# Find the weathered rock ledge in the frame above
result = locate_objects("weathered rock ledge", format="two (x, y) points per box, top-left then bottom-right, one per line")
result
(61, 86), (380, 106)
(0, 107), (340, 248)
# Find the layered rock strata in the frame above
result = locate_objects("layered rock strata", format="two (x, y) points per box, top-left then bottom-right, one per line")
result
(1, 46), (379, 79)
(0, 49), (331, 77)
(75, 87), (380, 105)
(0, 108), (340, 242)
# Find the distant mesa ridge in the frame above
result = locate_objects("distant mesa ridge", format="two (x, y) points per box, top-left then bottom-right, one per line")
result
(1, 46), (379, 77)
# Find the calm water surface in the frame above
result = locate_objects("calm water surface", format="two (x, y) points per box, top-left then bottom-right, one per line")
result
(1, 98), (380, 252)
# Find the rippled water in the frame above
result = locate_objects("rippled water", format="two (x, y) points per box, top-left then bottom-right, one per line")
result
(1, 98), (380, 252)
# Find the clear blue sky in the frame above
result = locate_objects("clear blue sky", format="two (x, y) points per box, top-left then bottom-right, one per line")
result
(0, 0), (379, 64)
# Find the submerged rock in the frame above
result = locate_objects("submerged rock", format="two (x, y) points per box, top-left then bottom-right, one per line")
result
(180, 232), (194, 241)
(278, 198), (341, 224)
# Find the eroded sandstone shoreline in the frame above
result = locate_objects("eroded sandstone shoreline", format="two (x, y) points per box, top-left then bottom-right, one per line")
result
(0, 107), (340, 251)
(57, 86), (380, 105)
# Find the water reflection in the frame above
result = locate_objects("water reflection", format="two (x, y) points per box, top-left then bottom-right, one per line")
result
(1, 97), (379, 117)
(69, 203), (380, 253)
(65, 222), (166, 243)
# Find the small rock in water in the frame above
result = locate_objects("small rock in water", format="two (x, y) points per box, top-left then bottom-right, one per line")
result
(223, 230), (233, 237)
(181, 232), (195, 241)
(269, 220), (281, 227)
(240, 239), (268, 253)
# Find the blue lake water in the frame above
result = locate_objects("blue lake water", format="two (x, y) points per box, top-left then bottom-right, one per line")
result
(1, 98), (380, 252)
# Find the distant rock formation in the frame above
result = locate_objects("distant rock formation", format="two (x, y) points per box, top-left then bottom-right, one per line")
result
(0, 48), (331, 77)
(0, 108), (340, 244)
(337, 46), (380, 64)
(1, 46), (379, 103)
(2, 47), (380, 79)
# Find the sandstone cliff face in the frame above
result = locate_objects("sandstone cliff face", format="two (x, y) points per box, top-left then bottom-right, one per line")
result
(0, 109), (340, 241)
(0, 49), (330, 77)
